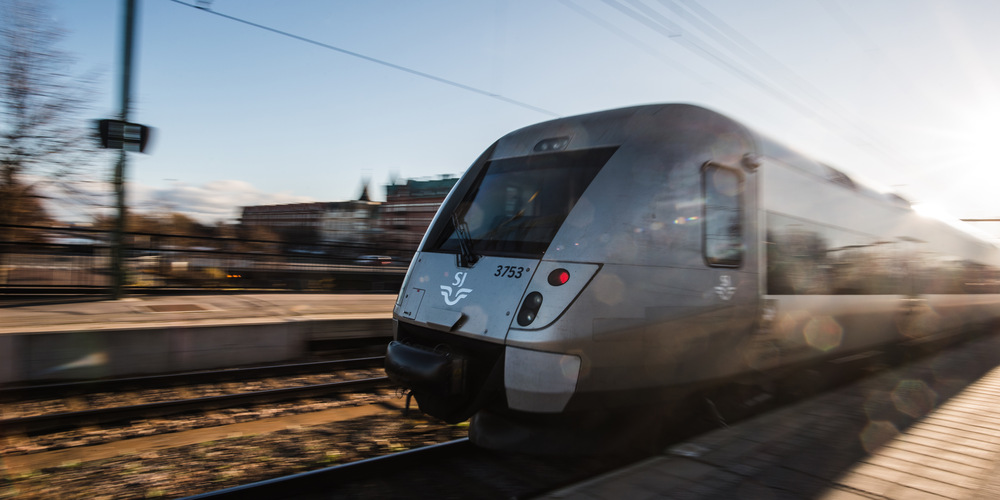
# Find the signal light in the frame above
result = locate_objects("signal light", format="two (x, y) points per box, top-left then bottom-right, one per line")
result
(517, 291), (543, 327)
(548, 269), (570, 286)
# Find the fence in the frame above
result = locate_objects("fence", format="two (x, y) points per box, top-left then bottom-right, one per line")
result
(0, 224), (409, 294)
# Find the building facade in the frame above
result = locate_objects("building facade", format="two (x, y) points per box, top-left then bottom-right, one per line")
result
(320, 201), (380, 244)
(239, 176), (458, 256)
(240, 200), (380, 245)
(240, 202), (329, 233)
(378, 176), (458, 252)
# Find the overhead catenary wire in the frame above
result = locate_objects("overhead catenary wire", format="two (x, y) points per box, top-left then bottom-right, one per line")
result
(667, 0), (911, 171)
(816, 0), (914, 98)
(558, 0), (696, 78)
(591, 0), (912, 177)
(557, 0), (752, 107)
(562, 0), (811, 126)
(173, 0), (904, 173)
(601, 0), (822, 119)
(665, 1), (874, 128)
(600, 0), (892, 155)
(165, 0), (559, 118)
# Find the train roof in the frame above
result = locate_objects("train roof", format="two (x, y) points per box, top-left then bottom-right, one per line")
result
(688, 106), (912, 211)
(711, 105), (999, 250)
(509, 103), (997, 249)
(514, 103), (912, 210)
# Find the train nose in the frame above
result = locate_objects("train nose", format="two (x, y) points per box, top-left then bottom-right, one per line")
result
(395, 254), (541, 342)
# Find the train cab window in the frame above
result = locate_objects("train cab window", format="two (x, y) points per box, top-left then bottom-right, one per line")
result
(431, 147), (617, 258)
(703, 164), (743, 267)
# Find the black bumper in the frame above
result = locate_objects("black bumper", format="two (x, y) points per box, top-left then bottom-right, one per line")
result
(385, 323), (505, 423)
(385, 341), (463, 396)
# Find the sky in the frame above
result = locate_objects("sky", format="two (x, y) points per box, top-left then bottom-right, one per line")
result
(39, 0), (1000, 237)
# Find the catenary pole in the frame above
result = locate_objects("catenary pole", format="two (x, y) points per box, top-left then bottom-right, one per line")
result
(111, 0), (137, 299)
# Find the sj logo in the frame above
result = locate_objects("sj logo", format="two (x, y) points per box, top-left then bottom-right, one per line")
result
(440, 272), (473, 305)
(715, 274), (737, 301)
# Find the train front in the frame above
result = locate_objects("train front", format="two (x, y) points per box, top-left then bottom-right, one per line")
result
(383, 115), (628, 431)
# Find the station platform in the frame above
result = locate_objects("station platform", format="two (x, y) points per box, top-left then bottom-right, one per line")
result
(0, 294), (397, 385)
(545, 331), (1000, 500)
(0, 293), (397, 334)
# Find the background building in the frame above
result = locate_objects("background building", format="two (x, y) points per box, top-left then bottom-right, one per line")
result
(239, 176), (458, 257)
(240, 199), (380, 248)
(378, 176), (458, 252)
(240, 202), (329, 234)
(320, 200), (380, 245)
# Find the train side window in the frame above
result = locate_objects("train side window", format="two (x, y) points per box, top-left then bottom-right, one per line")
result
(703, 163), (743, 267)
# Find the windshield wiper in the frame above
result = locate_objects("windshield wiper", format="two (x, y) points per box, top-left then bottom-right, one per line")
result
(452, 212), (478, 268)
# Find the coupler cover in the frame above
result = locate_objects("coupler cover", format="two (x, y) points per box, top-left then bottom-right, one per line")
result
(385, 341), (464, 397)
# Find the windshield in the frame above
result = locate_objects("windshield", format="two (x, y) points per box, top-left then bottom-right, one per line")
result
(430, 147), (617, 258)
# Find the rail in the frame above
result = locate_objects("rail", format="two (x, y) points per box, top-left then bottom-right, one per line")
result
(0, 376), (392, 436)
(0, 356), (388, 401)
(182, 436), (640, 499)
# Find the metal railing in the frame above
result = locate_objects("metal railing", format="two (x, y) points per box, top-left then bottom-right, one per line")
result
(0, 224), (410, 294)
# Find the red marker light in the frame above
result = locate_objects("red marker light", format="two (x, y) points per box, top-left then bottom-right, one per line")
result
(548, 269), (570, 286)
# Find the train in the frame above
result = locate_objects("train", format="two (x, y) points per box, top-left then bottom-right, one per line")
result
(384, 103), (1000, 452)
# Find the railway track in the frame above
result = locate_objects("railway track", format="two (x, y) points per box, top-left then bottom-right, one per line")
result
(173, 355), (911, 499)
(182, 438), (639, 500)
(0, 356), (386, 402)
(7, 330), (995, 499)
(1, 376), (392, 436)
(179, 336), (966, 499)
(1, 357), (392, 436)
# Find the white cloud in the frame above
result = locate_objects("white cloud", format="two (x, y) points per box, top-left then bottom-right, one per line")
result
(40, 178), (316, 225)
(129, 180), (315, 224)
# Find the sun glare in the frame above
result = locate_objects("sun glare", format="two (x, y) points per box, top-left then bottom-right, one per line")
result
(912, 202), (956, 222)
(960, 106), (1000, 168)
(904, 97), (1000, 220)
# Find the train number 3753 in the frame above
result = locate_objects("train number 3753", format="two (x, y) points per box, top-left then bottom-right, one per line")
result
(495, 265), (527, 279)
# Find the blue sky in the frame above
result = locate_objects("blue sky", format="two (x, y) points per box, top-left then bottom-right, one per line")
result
(46, 0), (1000, 236)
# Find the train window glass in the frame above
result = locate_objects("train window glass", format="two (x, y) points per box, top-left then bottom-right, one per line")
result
(703, 164), (743, 267)
(431, 147), (618, 258)
(921, 255), (964, 294)
(766, 212), (911, 295)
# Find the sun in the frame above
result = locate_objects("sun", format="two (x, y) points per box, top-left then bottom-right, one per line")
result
(898, 97), (1000, 222)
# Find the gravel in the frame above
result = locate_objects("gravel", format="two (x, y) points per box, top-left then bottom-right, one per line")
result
(1, 411), (468, 499)
(3, 369), (386, 420)
(1, 368), (467, 499)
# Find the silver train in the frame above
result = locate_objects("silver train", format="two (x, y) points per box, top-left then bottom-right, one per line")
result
(385, 103), (1000, 450)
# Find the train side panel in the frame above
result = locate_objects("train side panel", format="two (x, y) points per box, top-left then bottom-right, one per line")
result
(757, 153), (1000, 370)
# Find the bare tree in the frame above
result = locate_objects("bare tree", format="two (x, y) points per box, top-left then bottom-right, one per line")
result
(0, 0), (102, 238)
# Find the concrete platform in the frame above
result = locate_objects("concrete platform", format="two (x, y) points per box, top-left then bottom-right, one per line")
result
(0, 294), (397, 385)
(544, 331), (1000, 500)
